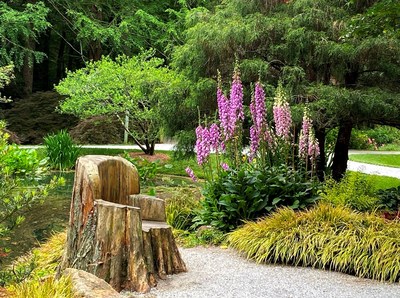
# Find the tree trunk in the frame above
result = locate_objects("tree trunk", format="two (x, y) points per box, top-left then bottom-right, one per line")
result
(58, 155), (186, 293)
(332, 122), (353, 181)
(22, 37), (35, 97)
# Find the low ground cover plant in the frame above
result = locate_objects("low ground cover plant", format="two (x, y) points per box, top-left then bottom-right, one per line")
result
(229, 203), (400, 282)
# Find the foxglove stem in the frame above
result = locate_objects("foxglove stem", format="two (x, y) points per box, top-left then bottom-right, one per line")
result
(273, 84), (292, 140)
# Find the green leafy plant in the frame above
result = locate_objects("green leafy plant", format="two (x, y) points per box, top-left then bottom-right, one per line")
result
(196, 164), (320, 232)
(165, 188), (200, 230)
(0, 121), (63, 238)
(320, 172), (381, 211)
(377, 186), (400, 211)
(173, 130), (196, 160)
(229, 203), (400, 282)
(124, 153), (160, 185)
(43, 130), (80, 171)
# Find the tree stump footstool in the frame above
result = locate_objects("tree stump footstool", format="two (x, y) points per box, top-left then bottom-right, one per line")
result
(58, 155), (186, 293)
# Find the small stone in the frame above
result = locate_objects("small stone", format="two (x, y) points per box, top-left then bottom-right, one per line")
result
(63, 268), (122, 298)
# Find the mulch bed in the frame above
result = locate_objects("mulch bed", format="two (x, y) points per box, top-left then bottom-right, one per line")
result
(127, 152), (171, 163)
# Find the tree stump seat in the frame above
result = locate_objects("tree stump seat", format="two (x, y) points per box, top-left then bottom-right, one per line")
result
(58, 155), (186, 293)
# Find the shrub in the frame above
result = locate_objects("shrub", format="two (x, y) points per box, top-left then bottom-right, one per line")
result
(320, 172), (380, 211)
(70, 115), (123, 144)
(43, 130), (80, 170)
(173, 130), (196, 160)
(196, 164), (320, 231)
(366, 126), (400, 146)
(377, 186), (400, 211)
(349, 130), (370, 150)
(229, 203), (400, 282)
(173, 228), (226, 247)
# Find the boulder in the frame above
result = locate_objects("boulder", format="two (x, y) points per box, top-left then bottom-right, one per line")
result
(63, 268), (122, 298)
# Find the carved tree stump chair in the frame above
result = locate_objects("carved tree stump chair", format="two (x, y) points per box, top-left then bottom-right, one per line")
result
(58, 155), (186, 293)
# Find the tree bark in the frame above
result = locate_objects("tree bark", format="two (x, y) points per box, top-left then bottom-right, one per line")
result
(332, 122), (353, 181)
(58, 155), (186, 293)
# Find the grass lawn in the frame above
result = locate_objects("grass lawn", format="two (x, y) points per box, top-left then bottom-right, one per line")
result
(349, 154), (400, 168)
(349, 171), (400, 190)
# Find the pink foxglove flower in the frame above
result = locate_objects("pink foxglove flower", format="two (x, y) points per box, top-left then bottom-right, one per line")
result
(230, 66), (244, 123)
(308, 129), (320, 163)
(299, 107), (312, 159)
(221, 163), (229, 171)
(209, 123), (221, 152)
(249, 82), (268, 159)
(273, 84), (292, 139)
(185, 167), (197, 182)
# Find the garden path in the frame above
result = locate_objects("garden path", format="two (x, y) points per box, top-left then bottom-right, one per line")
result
(348, 150), (400, 179)
(121, 246), (400, 298)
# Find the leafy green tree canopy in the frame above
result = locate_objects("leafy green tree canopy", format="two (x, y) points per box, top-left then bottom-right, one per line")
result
(0, 1), (50, 68)
(56, 52), (187, 154)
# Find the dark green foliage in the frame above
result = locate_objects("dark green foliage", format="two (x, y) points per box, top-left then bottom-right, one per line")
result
(320, 172), (380, 211)
(69, 116), (123, 145)
(229, 203), (400, 282)
(349, 130), (370, 150)
(43, 130), (80, 171)
(0, 1), (50, 68)
(3, 92), (79, 145)
(377, 186), (400, 211)
(173, 130), (196, 160)
(196, 164), (320, 231)
(364, 126), (400, 146)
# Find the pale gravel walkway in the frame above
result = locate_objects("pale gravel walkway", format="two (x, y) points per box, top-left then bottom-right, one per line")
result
(123, 247), (400, 298)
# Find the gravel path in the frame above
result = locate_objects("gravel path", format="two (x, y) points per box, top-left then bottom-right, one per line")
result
(122, 247), (400, 298)
(348, 161), (400, 179)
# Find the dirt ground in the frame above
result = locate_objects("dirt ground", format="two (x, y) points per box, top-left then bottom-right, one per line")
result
(128, 152), (171, 163)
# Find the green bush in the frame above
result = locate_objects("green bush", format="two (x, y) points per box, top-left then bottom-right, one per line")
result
(165, 190), (200, 231)
(196, 164), (320, 232)
(377, 186), (400, 211)
(229, 203), (400, 282)
(173, 130), (196, 160)
(349, 130), (370, 150)
(43, 130), (80, 170)
(320, 172), (380, 211)
(366, 126), (400, 146)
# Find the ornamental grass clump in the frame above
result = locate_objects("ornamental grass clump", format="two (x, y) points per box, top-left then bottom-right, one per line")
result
(44, 130), (80, 171)
(187, 63), (322, 231)
(228, 203), (400, 282)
